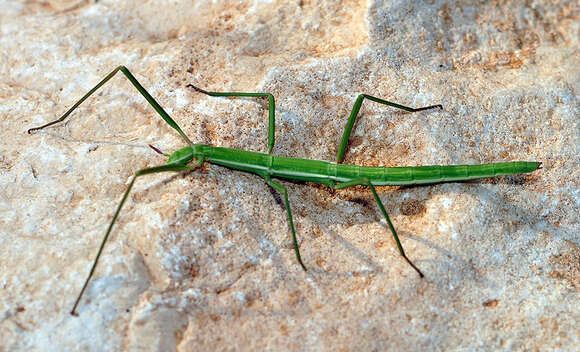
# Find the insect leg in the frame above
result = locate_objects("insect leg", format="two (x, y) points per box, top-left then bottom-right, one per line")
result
(71, 160), (203, 316)
(187, 84), (276, 153)
(28, 66), (193, 145)
(334, 177), (424, 277)
(262, 176), (307, 271)
(336, 94), (442, 163)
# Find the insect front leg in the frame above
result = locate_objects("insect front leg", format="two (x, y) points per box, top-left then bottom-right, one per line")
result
(28, 66), (193, 145)
(71, 160), (202, 316)
(334, 177), (424, 277)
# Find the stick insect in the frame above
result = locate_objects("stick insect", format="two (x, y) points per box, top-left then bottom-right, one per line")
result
(28, 66), (541, 316)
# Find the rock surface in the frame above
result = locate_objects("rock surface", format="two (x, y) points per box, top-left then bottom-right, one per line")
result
(0, 1), (578, 351)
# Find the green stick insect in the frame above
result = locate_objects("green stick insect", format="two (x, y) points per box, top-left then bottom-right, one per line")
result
(28, 66), (541, 315)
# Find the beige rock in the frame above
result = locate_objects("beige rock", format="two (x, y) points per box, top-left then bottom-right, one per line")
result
(1, 0), (577, 351)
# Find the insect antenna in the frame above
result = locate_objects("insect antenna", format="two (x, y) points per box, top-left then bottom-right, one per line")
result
(148, 144), (164, 155)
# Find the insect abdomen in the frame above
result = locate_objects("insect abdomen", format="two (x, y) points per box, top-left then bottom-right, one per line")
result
(206, 146), (539, 186)
(362, 161), (540, 186)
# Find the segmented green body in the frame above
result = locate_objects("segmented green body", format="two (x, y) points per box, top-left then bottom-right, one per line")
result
(175, 145), (539, 186)
(28, 66), (541, 315)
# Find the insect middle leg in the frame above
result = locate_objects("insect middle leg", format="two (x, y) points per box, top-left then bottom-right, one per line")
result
(334, 177), (424, 277)
(262, 176), (307, 271)
(187, 84), (276, 153)
(336, 94), (442, 163)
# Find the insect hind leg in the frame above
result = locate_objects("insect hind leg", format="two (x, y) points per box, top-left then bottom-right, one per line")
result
(335, 94), (442, 163)
(334, 177), (424, 277)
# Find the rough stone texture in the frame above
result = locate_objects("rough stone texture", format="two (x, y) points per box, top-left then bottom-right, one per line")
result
(0, 1), (578, 351)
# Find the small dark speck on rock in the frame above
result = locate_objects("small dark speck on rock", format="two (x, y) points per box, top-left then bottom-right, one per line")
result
(400, 199), (426, 216)
(483, 299), (499, 308)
